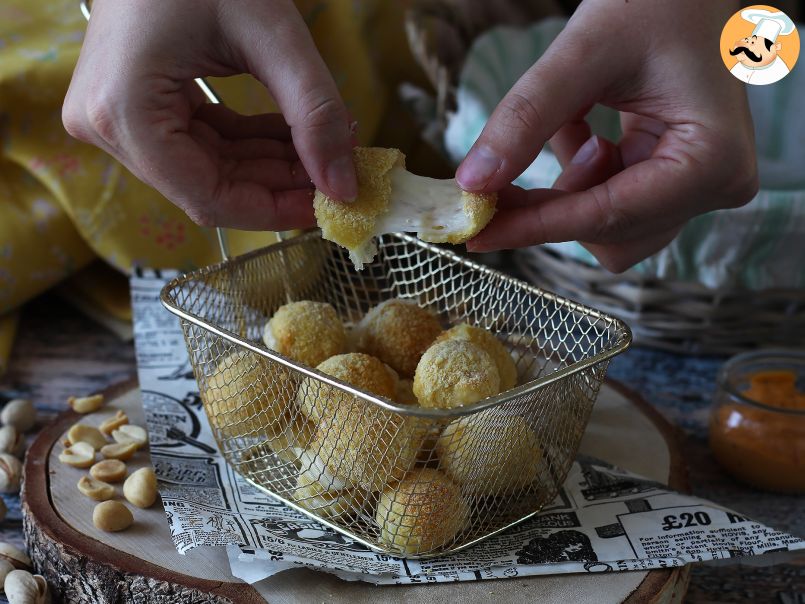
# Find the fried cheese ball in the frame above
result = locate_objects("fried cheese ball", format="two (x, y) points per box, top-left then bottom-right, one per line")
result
(292, 468), (365, 520)
(435, 409), (542, 496)
(296, 353), (398, 422)
(396, 379), (418, 406)
(205, 351), (295, 440)
(376, 468), (469, 555)
(312, 403), (425, 492)
(314, 147), (496, 269)
(264, 414), (316, 466)
(354, 299), (443, 378)
(434, 323), (518, 391)
(413, 340), (500, 409)
(263, 301), (346, 368)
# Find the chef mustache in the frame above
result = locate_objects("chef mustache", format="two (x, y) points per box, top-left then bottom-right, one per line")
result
(730, 46), (763, 62)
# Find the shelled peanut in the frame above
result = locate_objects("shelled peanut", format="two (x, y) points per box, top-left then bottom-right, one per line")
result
(56, 393), (158, 534)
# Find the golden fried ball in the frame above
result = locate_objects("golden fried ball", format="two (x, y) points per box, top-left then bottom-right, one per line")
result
(434, 324), (518, 391)
(376, 468), (469, 555)
(313, 147), (496, 270)
(435, 409), (542, 496)
(204, 351), (295, 440)
(264, 415), (316, 466)
(263, 301), (346, 368)
(396, 379), (418, 406)
(292, 468), (365, 520)
(297, 353), (398, 422)
(311, 402), (425, 492)
(413, 340), (500, 409)
(354, 299), (443, 378)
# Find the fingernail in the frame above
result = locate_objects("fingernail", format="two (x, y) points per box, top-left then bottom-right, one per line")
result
(456, 145), (502, 191)
(571, 135), (599, 165)
(326, 154), (358, 201)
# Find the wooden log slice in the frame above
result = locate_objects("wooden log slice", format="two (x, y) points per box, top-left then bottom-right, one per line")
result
(23, 378), (689, 603)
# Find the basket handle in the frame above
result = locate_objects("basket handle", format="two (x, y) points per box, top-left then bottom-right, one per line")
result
(79, 0), (287, 264)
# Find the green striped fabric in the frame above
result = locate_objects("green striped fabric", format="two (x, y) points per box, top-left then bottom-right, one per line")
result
(443, 19), (805, 290)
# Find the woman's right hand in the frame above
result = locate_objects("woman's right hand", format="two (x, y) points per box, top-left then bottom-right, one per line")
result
(63, 0), (357, 231)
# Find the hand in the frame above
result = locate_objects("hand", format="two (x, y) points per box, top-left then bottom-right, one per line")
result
(63, 0), (357, 231)
(459, 0), (758, 272)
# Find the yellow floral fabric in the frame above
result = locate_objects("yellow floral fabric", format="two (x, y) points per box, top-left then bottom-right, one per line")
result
(0, 0), (424, 320)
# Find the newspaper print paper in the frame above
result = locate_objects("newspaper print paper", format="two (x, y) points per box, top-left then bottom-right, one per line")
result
(131, 271), (805, 585)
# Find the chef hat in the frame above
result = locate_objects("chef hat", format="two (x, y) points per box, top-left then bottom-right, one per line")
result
(741, 8), (796, 43)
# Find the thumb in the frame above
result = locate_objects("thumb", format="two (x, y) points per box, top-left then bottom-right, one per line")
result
(456, 32), (609, 193)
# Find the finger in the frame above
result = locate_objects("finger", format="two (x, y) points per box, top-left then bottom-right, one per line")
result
(224, 5), (357, 200)
(206, 187), (317, 231)
(220, 138), (298, 162)
(581, 225), (681, 273)
(225, 157), (311, 190)
(467, 150), (703, 252)
(194, 104), (292, 141)
(549, 116), (592, 167)
(492, 185), (565, 211)
(456, 30), (611, 192)
(618, 113), (666, 168)
(552, 135), (623, 192)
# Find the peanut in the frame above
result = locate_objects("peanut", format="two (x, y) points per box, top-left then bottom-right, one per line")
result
(0, 400), (36, 433)
(58, 442), (95, 468)
(112, 425), (148, 449)
(0, 559), (13, 592)
(4, 569), (48, 604)
(0, 454), (22, 493)
(100, 442), (138, 461)
(68, 394), (104, 414)
(0, 426), (24, 458)
(89, 459), (127, 483)
(123, 467), (158, 509)
(0, 543), (31, 570)
(92, 500), (133, 532)
(77, 476), (115, 502)
(66, 424), (107, 451)
(99, 410), (128, 436)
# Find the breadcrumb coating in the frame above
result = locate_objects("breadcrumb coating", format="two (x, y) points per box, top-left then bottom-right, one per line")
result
(354, 299), (443, 378)
(292, 468), (365, 520)
(434, 323), (518, 391)
(312, 401), (425, 492)
(314, 147), (404, 268)
(205, 351), (294, 440)
(413, 340), (500, 409)
(436, 409), (542, 496)
(264, 301), (346, 368)
(314, 147), (496, 269)
(376, 468), (469, 554)
(297, 353), (398, 422)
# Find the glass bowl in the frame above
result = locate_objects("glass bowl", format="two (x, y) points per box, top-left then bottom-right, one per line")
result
(709, 349), (805, 493)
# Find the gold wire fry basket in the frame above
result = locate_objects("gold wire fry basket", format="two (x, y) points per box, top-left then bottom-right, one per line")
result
(160, 231), (631, 558)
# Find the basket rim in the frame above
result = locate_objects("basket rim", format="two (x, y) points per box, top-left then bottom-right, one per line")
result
(159, 231), (632, 419)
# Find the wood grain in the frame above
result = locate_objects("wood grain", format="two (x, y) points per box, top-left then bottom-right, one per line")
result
(23, 378), (688, 604)
(23, 379), (265, 604)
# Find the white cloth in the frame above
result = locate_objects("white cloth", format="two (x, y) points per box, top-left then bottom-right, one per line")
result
(730, 56), (790, 85)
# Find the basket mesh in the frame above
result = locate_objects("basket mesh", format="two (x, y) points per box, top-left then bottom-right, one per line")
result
(161, 232), (630, 557)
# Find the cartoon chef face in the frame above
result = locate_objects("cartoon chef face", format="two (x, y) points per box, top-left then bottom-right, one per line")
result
(730, 34), (781, 68)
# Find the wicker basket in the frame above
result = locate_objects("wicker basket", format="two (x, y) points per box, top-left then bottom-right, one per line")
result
(405, 0), (805, 354)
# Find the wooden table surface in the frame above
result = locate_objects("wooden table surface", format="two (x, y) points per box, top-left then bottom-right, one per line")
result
(1, 294), (803, 603)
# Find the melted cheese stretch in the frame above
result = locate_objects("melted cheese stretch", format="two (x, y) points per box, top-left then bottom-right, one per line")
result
(314, 147), (496, 270)
(376, 169), (471, 241)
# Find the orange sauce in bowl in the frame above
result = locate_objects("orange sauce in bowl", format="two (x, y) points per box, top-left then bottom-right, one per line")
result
(709, 370), (805, 493)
